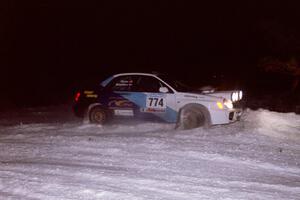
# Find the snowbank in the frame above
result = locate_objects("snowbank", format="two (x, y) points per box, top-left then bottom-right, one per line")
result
(0, 108), (299, 199)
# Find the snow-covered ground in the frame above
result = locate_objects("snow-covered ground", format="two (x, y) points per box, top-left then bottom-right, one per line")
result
(0, 107), (299, 200)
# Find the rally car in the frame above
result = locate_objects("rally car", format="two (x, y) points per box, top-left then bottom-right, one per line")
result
(73, 73), (243, 129)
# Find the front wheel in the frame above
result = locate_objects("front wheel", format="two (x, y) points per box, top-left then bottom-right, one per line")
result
(89, 107), (108, 124)
(176, 106), (210, 130)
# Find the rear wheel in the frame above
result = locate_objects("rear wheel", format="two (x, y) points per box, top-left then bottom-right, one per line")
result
(89, 107), (108, 124)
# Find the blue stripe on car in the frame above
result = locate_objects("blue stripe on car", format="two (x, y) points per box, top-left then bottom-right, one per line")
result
(117, 92), (178, 123)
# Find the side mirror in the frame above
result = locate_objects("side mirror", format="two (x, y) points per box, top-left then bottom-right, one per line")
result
(159, 87), (169, 93)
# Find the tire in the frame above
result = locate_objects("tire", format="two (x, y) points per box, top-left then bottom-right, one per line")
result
(89, 107), (108, 124)
(176, 105), (210, 130)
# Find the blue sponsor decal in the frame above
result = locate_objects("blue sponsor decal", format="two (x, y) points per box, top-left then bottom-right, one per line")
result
(163, 107), (178, 123)
(116, 92), (178, 123)
(108, 97), (134, 108)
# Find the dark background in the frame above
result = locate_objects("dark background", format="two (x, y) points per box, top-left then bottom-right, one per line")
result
(1, 1), (300, 110)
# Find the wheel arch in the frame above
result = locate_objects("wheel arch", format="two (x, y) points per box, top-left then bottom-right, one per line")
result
(85, 103), (109, 119)
(177, 103), (212, 126)
(87, 103), (103, 114)
(86, 103), (113, 124)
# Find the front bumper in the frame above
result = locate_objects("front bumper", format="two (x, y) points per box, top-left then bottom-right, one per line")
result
(210, 107), (243, 125)
(229, 108), (243, 121)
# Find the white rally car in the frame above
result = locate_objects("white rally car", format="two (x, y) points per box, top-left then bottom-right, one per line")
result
(73, 73), (243, 129)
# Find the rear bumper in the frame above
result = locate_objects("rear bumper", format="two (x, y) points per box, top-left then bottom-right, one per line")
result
(72, 103), (86, 118)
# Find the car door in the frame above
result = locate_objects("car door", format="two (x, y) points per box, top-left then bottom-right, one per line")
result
(134, 75), (177, 123)
(104, 74), (177, 122)
(103, 75), (138, 117)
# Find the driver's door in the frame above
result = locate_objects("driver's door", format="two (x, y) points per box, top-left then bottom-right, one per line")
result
(135, 76), (177, 122)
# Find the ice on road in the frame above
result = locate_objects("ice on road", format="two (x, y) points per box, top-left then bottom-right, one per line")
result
(0, 107), (299, 200)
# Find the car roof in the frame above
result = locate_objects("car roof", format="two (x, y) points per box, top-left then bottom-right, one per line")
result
(112, 73), (158, 78)
(101, 72), (176, 93)
(101, 73), (160, 87)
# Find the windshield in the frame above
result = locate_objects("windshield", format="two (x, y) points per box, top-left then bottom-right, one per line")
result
(159, 75), (194, 92)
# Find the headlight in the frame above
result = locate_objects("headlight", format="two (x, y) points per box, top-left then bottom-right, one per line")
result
(223, 99), (233, 109)
(231, 91), (243, 102)
(231, 92), (238, 102)
(239, 90), (243, 100)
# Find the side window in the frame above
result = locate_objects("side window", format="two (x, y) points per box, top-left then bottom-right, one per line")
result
(107, 76), (137, 92)
(136, 76), (162, 93)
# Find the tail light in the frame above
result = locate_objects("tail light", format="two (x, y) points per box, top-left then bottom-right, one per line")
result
(75, 92), (81, 102)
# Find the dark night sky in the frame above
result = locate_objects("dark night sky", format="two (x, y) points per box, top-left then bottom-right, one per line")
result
(1, 1), (300, 106)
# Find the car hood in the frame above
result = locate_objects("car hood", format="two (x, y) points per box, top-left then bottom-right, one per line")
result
(195, 86), (242, 101)
(177, 90), (242, 102)
(205, 91), (238, 100)
(176, 92), (223, 102)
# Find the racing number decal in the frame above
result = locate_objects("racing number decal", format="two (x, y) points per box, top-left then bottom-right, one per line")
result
(145, 96), (166, 112)
(147, 97), (165, 108)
